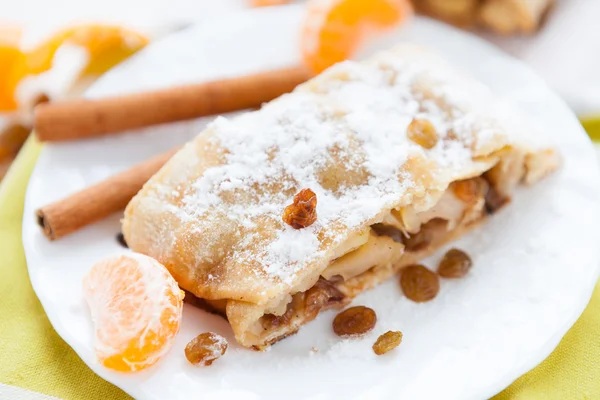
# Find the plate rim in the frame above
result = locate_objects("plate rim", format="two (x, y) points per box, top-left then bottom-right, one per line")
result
(22, 6), (600, 400)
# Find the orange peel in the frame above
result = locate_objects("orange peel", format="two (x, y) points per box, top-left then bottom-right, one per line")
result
(301, 0), (412, 73)
(26, 24), (149, 77)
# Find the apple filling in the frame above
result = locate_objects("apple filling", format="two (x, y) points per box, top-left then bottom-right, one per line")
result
(248, 177), (494, 346)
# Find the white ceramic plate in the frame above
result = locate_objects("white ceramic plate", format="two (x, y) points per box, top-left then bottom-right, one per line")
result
(23, 6), (600, 400)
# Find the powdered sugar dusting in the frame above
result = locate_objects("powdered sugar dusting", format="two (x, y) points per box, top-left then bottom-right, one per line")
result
(202, 334), (228, 364)
(139, 45), (532, 290)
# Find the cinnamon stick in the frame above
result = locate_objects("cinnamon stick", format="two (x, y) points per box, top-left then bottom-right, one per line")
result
(37, 148), (179, 240)
(34, 66), (312, 142)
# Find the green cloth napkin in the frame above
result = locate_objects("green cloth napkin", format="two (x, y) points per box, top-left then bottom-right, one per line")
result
(1, 134), (599, 400)
(0, 138), (129, 400)
(582, 116), (600, 142)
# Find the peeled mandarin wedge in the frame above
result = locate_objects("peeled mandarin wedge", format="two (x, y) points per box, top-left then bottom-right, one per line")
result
(0, 27), (26, 111)
(82, 254), (184, 372)
(26, 24), (149, 77)
(301, 0), (412, 73)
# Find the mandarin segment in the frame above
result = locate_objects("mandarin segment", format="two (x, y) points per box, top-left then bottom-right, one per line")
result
(0, 28), (26, 111)
(1, 24), (147, 112)
(301, 0), (412, 73)
(26, 24), (149, 77)
(82, 254), (184, 372)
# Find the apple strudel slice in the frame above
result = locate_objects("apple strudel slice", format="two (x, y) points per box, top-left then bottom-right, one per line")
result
(122, 44), (559, 350)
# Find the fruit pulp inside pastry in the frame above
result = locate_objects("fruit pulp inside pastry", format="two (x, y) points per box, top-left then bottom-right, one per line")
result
(123, 45), (560, 350)
(195, 174), (504, 349)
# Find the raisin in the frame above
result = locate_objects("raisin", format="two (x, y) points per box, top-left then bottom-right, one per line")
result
(184, 332), (227, 366)
(305, 278), (345, 320)
(451, 178), (488, 204)
(438, 248), (472, 278)
(333, 306), (376, 337)
(403, 229), (432, 252)
(400, 265), (440, 302)
(484, 185), (510, 214)
(372, 330), (403, 355)
(404, 219), (446, 252)
(261, 302), (297, 331)
(407, 119), (438, 149)
(371, 223), (404, 243)
(116, 232), (128, 248)
(282, 188), (317, 229)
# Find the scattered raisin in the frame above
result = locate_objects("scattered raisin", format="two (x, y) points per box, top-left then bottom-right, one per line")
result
(451, 178), (488, 204)
(185, 332), (227, 366)
(333, 306), (376, 337)
(438, 248), (472, 278)
(282, 188), (317, 229)
(400, 265), (440, 302)
(407, 119), (438, 149)
(372, 330), (403, 355)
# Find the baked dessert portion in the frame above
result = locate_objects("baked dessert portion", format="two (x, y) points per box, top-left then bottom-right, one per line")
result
(123, 44), (559, 349)
(413, 0), (553, 35)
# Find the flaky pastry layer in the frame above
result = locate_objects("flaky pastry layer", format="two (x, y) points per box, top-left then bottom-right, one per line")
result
(123, 44), (559, 348)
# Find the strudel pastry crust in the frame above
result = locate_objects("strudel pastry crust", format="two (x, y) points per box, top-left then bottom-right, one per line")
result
(479, 0), (553, 35)
(123, 44), (559, 349)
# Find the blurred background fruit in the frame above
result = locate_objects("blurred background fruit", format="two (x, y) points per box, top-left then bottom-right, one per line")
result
(301, 0), (412, 73)
(0, 0), (598, 183)
(0, 24), (149, 180)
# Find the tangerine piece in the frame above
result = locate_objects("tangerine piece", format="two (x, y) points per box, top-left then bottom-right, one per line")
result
(0, 27), (26, 111)
(82, 254), (184, 372)
(26, 24), (149, 77)
(301, 0), (412, 73)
